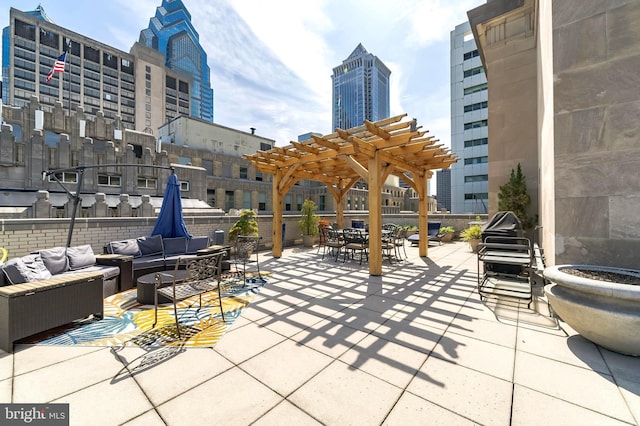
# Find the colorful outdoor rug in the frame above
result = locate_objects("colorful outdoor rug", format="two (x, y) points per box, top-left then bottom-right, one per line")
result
(22, 274), (267, 349)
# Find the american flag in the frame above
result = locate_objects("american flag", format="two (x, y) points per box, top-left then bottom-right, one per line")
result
(46, 52), (67, 82)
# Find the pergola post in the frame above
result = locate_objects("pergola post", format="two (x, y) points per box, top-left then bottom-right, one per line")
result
(272, 169), (283, 258)
(368, 152), (382, 276)
(416, 174), (429, 257)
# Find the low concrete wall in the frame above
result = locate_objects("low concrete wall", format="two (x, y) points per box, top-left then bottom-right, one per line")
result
(0, 213), (487, 259)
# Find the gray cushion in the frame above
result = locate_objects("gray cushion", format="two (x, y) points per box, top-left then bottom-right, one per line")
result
(67, 245), (96, 270)
(109, 239), (141, 258)
(39, 247), (70, 275)
(2, 255), (52, 284)
(137, 235), (164, 256)
(186, 236), (210, 254)
(163, 237), (187, 256)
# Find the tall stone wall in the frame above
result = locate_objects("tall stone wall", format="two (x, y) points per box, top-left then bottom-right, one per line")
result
(552, 0), (640, 268)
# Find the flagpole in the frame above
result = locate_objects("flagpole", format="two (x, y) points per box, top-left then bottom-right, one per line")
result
(66, 41), (71, 117)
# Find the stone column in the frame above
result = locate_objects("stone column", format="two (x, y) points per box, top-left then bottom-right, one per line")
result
(139, 194), (154, 217)
(117, 194), (132, 217)
(32, 190), (52, 218)
(94, 193), (109, 217)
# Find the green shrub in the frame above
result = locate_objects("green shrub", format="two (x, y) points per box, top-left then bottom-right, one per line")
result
(229, 209), (259, 242)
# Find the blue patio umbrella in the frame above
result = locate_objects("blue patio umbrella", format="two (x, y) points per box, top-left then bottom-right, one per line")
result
(151, 173), (191, 238)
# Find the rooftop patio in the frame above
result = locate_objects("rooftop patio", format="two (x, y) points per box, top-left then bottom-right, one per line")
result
(1, 241), (638, 425)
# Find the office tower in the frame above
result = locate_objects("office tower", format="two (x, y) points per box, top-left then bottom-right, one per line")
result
(139, 0), (214, 123)
(436, 169), (452, 212)
(449, 21), (488, 214)
(331, 43), (390, 131)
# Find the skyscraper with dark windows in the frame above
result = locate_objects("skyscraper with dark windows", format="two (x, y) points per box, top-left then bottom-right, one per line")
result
(140, 0), (214, 123)
(331, 43), (390, 131)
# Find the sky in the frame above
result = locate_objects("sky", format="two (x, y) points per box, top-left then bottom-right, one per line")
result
(3, 0), (485, 191)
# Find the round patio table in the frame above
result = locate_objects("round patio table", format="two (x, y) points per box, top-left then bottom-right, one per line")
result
(136, 269), (189, 305)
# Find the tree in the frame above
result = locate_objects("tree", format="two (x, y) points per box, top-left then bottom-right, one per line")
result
(228, 209), (259, 242)
(497, 163), (535, 229)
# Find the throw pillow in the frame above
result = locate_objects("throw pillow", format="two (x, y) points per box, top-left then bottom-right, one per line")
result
(2, 255), (52, 284)
(39, 247), (69, 275)
(137, 235), (164, 256)
(186, 236), (210, 254)
(108, 239), (142, 258)
(67, 245), (96, 270)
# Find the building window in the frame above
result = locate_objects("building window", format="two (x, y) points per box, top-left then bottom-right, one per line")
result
(84, 46), (100, 63)
(464, 138), (488, 148)
(464, 101), (488, 113)
(145, 65), (151, 72)
(49, 172), (77, 183)
(166, 76), (176, 89)
(137, 178), (157, 189)
(39, 29), (59, 49)
(258, 192), (266, 211)
(463, 50), (479, 60)
(464, 84), (488, 95)
(463, 66), (485, 78)
(296, 195), (303, 211)
(464, 156), (488, 165)
(180, 181), (189, 192)
(145, 73), (151, 81)
(202, 159), (214, 176)
(103, 53), (117, 69)
(98, 174), (121, 187)
(285, 194), (292, 211)
(465, 193), (488, 200)
(14, 19), (36, 41)
(464, 174), (488, 183)
(260, 142), (272, 151)
(239, 167), (248, 179)
(319, 195), (326, 211)
(243, 192), (251, 209)
(255, 172), (263, 181)
(464, 120), (488, 130)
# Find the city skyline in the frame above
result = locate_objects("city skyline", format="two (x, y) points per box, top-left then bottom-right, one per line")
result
(0, 0), (484, 148)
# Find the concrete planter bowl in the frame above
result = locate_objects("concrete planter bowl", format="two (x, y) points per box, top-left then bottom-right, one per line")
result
(544, 265), (640, 356)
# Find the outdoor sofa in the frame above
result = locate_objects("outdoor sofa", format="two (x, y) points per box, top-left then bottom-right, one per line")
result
(104, 235), (229, 283)
(0, 244), (129, 352)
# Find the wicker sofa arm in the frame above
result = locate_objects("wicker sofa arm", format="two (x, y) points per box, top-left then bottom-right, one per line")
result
(95, 254), (134, 292)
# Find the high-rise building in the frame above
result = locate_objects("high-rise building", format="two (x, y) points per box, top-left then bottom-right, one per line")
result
(1, 4), (210, 135)
(436, 169), (452, 212)
(331, 43), (390, 131)
(139, 0), (214, 123)
(449, 21), (489, 214)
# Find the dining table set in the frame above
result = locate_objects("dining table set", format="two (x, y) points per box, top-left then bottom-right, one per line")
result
(318, 224), (407, 265)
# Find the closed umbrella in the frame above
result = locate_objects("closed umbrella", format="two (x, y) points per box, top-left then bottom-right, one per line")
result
(151, 173), (191, 238)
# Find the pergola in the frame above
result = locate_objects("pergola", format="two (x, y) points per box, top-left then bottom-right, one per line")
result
(244, 114), (458, 276)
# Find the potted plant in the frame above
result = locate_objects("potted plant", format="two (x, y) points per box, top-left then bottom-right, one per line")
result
(460, 224), (482, 252)
(544, 265), (640, 356)
(228, 209), (259, 243)
(439, 226), (455, 243)
(402, 225), (418, 237)
(298, 199), (319, 248)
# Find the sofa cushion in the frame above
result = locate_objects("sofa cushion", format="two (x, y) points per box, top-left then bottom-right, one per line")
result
(64, 264), (120, 280)
(163, 237), (188, 256)
(108, 239), (141, 258)
(137, 235), (164, 256)
(39, 247), (70, 275)
(67, 245), (96, 270)
(2, 255), (52, 285)
(132, 255), (165, 271)
(186, 236), (210, 254)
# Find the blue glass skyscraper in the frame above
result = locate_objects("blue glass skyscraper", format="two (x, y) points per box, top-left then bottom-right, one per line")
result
(331, 43), (390, 131)
(140, 0), (214, 122)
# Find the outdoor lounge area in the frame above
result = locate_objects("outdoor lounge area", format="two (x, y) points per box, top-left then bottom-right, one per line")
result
(1, 240), (638, 425)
